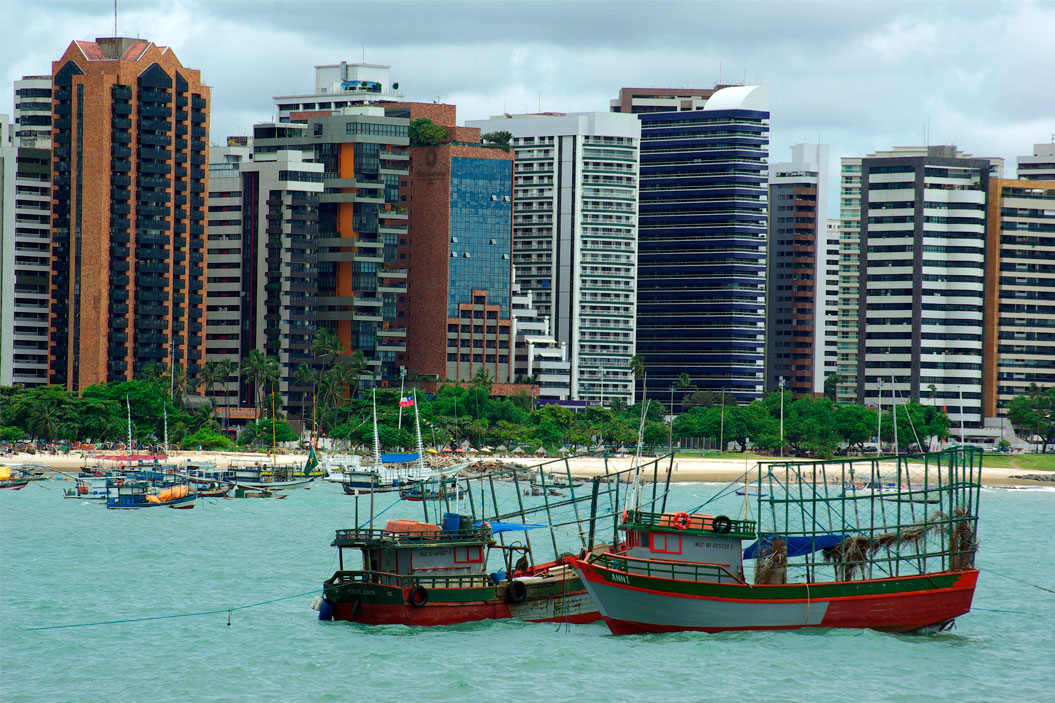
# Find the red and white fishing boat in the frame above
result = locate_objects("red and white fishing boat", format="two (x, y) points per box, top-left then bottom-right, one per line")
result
(574, 447), (982, 635)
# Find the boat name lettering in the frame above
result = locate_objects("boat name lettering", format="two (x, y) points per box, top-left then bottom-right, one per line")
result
(692, 539), (735, 551)
(417, 548), (450, 558)
(610, 572), (630, 585)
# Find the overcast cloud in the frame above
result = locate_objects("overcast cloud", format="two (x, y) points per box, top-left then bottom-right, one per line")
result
(3, 0), (1054, 216)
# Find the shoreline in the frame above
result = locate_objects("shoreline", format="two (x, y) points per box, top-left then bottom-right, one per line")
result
(4, 450), (1051, 487)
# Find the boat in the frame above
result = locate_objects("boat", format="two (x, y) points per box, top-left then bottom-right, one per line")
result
(399, 479), (464, 502)
(315, 403), (680, 627)
(530, 470), (584, 489)
(336, 390), (469, 495)
(0, 465), (30, 490)
(224, 461), (314, 490)
(63, 475), (111, 500)
(573, 447), (982, 635)
(106, 479), (196, 510)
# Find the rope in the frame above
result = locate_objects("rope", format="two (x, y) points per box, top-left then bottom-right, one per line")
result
(978, 566), (1055, 595)
(26, 585), (338, 631)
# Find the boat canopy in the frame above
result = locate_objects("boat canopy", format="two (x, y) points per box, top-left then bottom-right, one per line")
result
(476, 520), (546, 534)
(743, 534), (848, 559)
(381, 453), (420, 463)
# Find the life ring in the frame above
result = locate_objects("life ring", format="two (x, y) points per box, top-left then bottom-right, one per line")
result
(506, 579), (528, 604)
(409, 585), (429, 607)
(712, 515), (733, 534)
(673, 512), (690, 530)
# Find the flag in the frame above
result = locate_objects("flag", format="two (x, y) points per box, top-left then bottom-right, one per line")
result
(304, 446), (319, 473)
(399, 396), (415, 407)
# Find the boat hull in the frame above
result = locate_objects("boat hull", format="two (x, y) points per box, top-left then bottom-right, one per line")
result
(324, 575), (599, 626)
(106, 493), (197, 510)
(574, 559), (978, 634)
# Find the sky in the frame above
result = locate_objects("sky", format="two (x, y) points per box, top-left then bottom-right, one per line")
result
(3, 0), (1055, 216)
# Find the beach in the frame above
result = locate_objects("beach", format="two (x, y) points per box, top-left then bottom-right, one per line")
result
(5, 449), (1049, 486)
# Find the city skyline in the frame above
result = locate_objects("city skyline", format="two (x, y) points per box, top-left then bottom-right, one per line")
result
(4, 0), (1053, 218)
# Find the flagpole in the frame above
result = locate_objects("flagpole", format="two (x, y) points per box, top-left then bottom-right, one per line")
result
(397, 367), (406, 447)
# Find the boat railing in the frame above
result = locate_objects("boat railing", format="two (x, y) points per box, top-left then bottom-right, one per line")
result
(623, 509), (756, 537)
(326, 569), (495, 590)
(332, 526), (492, 545)
(593, 552), (745, 585)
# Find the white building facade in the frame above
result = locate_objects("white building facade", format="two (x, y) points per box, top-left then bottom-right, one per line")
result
(467, 112), (641, 404)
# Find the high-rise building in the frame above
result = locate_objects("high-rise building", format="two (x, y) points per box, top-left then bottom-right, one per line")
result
(0, 140), (51, 386)
(466, 111), (641, 404)
(766, 143), (829, 395)
(511, 273), (571, 401)
(384, 104), (516, 383)
(253, 97), (410, 386)
(48, 37), (210, 390)
(273, 62), (404, 124)
(205, 136), (324, 423)
(855, 146), (1000, 438)
(13, 76), (52, 148)
(984, 177), (1055, 420)
(821, 219), (841, 390)
(612, 85), (769, 406)
(1017, 143), (1055, 181)
(835, 156), (863, 403)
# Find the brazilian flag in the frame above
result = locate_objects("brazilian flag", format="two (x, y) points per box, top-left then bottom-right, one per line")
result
(304, 446), (320, 476)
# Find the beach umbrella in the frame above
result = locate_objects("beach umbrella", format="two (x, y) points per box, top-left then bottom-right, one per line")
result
(479, 448), (492, 453)
(426, 448), (438, 454)
(558, 447), (570, 455)
(534, 447), (548, 456)
(616, 445), (628, 454)
(575, 447), (588, 455)
(512, 446), (525, 455)
(495, 444), (509, 453)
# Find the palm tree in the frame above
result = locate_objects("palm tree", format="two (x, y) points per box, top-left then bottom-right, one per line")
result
(198, 361), (222, 403)
(165, 363), (189, 408)
(241, 350), (280, 419)
(295, 362), (316, 426)
(472, 367), (494, 393)
(311, 327), (346, 370)
(630, 355), (646, 405)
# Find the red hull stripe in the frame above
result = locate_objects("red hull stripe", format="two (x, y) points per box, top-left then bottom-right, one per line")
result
(331, 601), (601, 627)
(577, 560), (976, 604)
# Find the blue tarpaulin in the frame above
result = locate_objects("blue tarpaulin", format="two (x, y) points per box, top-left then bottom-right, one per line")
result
(475, 521), (546, 534)
(743, 534), (848, 559)
(380, 453), (420, 463)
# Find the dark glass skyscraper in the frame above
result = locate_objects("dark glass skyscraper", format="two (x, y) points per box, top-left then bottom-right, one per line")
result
(614, 86), (769, 406)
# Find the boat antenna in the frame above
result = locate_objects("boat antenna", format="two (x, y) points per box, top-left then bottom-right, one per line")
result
(163, 402), (168, 455)
(372, 389), (381, 468)
(126, 394), (133, 460)
(271, 386), (278, 468)
(623, 399), (650, 514)
(413, 388), (427, 478)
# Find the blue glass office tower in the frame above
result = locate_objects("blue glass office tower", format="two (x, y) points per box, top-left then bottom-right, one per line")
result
(614, 86), (769, 407)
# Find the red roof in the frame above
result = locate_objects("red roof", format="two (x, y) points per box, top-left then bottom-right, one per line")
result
(74, 40), (107, 60)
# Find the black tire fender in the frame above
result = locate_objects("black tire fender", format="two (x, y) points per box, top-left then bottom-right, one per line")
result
(409, 585), (429, 607)
(506, 579), (528, 604)
(713, 515), (733, 534)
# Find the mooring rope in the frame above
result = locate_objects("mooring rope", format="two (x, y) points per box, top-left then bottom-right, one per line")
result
(977, 566), (1055, 595)
(25, 585), (340, 631)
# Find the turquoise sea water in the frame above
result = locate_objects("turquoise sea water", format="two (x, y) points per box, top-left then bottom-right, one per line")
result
(2, 479), (1053, 703)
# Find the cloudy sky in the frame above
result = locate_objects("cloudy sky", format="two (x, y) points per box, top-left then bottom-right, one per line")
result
(4, 0), (1054, 215)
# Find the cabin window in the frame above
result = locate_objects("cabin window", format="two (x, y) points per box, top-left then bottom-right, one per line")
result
(454, 545), (483, 563)
(650, 532), (682, 555)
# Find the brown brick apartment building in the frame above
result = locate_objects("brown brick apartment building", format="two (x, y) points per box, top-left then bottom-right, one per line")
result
(49, 37), (209, 390)
(385, 104), (516, 382)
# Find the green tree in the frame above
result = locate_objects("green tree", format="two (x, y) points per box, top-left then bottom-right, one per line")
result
(835, 404), (877, 453)
(824, 373), (844, 402)
(241, 350), (280, 419)
(630, 354), (647, 404)
(481, 130), (512, 150)
(1007, 384), (1055, 452)
(409, 118), (450, 146)
(182, 428), (235, 451)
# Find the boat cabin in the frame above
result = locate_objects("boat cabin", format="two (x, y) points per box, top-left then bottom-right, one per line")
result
(331, 515), (494, 588)
(619, 509), (756, 583)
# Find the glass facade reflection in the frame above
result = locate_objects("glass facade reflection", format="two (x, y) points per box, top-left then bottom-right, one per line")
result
(447, 157), (513, 316)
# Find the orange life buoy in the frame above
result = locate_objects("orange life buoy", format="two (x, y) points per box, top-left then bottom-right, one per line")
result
(673, 512), (690, 530)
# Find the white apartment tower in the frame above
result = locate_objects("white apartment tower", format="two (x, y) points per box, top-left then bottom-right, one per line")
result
(1017, 143), (1055, 181)
(0, 77), (53, 386)
(856, 146), (1001, 435)
(467, 112), (641, 404)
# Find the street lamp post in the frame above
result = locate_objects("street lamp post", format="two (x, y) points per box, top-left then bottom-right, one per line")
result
(668, 385), (675, 452)
(719, 387), (725, 453)
(778, 377), (785, 458)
